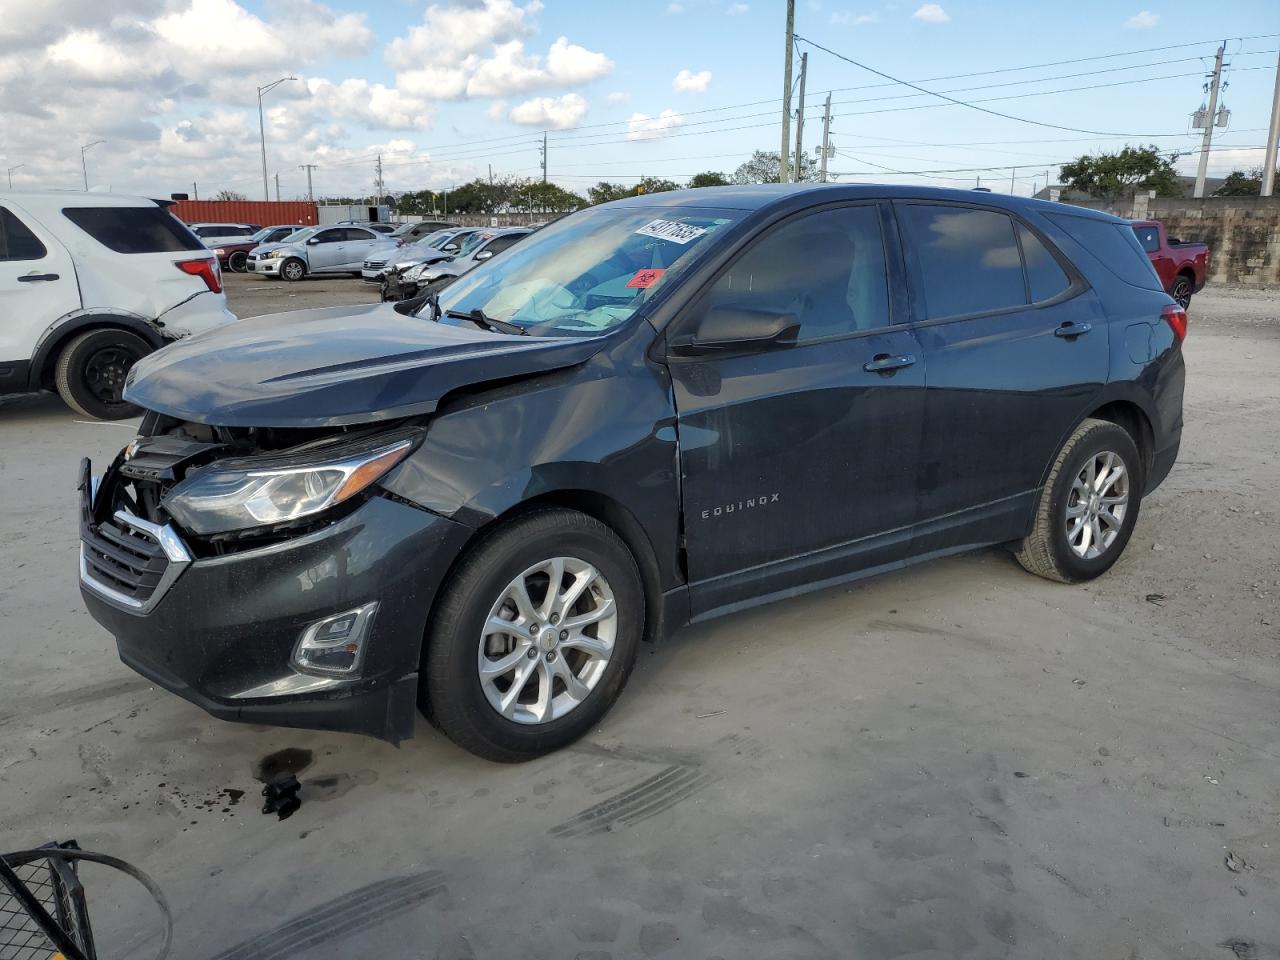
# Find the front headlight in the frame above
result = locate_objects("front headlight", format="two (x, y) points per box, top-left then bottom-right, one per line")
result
(402, 264), (430, 281)
(263, 249), (286, 259)
(213, 248), (226, 256)
(162, 436), (415, 535)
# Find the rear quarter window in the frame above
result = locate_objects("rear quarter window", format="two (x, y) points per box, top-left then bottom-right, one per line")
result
(0, 206), (48, 261)
(1046, 213), (1162, 291)
(63, 206), (205, 254)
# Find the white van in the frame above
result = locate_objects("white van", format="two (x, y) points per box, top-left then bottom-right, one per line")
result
(0, 191), (236, 419)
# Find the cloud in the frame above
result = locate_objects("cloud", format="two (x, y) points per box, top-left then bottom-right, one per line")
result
(508, 92), (587, 128)
(726, 3), (749, 13)
(606, 91), (629, 103)
(672, 69), (712, 93)
(628, 109), (684, 141)
(463, 36), (613, 97)
(666, 2), (684, 11)
(1124, 10), (1158, 28)
(386, 0), (539, 71)
(912, 3), (949, 22)
(304, 78), (434, 130)
(830, 10), (878, 24)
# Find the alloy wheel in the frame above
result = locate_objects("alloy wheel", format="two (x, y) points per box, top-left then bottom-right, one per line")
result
(1171, 278), (1192, 309)
(477, 556), (617, 725)
(1065, 450), (1129, 560)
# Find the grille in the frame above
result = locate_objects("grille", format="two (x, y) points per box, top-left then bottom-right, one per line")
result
(366, 259), (386, 269)
(0, 851), (95, 960)
(83, 515), (168, 605)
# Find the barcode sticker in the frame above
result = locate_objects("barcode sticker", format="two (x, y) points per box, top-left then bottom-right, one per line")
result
(635, 219), (707, 245)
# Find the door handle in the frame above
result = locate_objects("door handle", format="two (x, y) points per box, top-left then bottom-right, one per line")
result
(1054, 321), (1092, 338)
(863, 353), (916, 374)
(17, 273), (59, 282)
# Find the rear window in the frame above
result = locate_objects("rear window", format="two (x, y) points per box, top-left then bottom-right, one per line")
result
(1132, 224), (1161, 253)
(63, 206), (205, 254)
(1046, 213), (1162, 290)
(1017, 224), (1071, 302)
(0, 206), (47, 261)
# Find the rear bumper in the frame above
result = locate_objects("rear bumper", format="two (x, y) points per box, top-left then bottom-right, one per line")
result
(80, 483), (472, 743)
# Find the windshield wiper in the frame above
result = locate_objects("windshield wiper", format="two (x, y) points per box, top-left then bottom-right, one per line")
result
(446, 308), (528, 336)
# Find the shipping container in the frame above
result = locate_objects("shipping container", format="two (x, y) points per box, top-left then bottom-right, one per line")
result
(317, 203), (390, 225)
(169, 200), (318, 228)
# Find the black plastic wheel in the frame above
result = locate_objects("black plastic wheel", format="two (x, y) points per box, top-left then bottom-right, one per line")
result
(1170, 275), (1193, 309)
(54, 328), (151, 420)
(227, 251), (249, 273)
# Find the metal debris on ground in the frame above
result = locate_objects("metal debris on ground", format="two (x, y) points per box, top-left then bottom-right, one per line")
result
(262, 776), (302, 820)
(696, 710), (726, 719)
(1224, 851), (1250, 873)
(1145, 593), (1168, 606)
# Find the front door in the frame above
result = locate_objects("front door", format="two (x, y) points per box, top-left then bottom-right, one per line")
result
(307, 228), (347, 271)
(668, 203), (925, 619)
(893, 201), (1109, 553)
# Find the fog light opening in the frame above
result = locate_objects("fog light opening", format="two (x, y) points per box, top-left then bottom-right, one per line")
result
(291, 602), (378, 677)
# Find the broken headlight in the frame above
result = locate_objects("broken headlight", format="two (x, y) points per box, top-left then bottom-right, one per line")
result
(162, 436), (415, 535)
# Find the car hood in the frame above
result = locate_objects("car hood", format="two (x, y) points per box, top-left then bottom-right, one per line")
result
(124, 303), (608, 428)
(250, 241), (303, 256)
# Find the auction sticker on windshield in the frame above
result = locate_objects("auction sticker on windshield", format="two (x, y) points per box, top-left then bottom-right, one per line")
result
(626, 268), (666, 288)
(635, 219), (707, 244)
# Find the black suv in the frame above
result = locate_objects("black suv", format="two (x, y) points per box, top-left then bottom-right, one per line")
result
(79, 185), (1185, 761)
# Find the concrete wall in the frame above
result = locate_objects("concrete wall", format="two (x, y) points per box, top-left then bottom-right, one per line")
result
(393, 211), (556, 228)
(1063, 195), (1280, 287)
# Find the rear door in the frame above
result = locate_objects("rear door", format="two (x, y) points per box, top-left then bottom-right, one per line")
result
(894, 201), (1107, 552)
(338, 228), (380, 269)
(0, 203), (80, 372)
(669, 202), (925, 618)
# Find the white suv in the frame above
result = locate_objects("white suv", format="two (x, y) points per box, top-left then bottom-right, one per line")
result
(0, 191), (236, 419)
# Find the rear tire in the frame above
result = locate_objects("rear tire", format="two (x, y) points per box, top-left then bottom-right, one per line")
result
(1015, 418), (1143, 583)
(422, 508), (644, 762)
(54, 328), (152, 420)
(280, 258), (306, 282)
(227, 251), (248, 272)
(1170, 274), (1193, 310)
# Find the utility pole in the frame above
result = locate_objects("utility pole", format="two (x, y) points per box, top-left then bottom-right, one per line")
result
(489, 163), (494, 185)
(192, 181), (198, 200)
(780, 0), (795, 183)
(7, 164), (25, 188)
(274, 172), (280, 202)
(1010, 166), (1016, 195)
(1262, 49), (1280, 197)
(793, 52), (808, 181)
(257, 76), (296, 201)
(819, 92), (832, 183)
(541, 132), (548, 183)
(300, 164), (316, 202)
(80, 140), (104, 190)
(1194, 43), (1226, 199)
(375, 154), (384, 204)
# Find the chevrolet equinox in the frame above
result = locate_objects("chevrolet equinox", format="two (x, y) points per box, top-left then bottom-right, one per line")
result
(78, 185), (1186, 761)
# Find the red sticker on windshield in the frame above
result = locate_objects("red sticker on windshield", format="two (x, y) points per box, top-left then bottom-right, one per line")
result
(626, 268), (666, 289)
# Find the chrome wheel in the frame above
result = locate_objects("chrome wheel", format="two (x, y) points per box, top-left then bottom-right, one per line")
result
(281, 259), (304, 281)
(477, 557), (617, 725)
(1065, 450), (1129, 560)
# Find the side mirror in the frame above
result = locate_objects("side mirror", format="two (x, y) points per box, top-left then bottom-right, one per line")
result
(442, 244), (458, 253)
(307, 237), (321, 245)
(669, 306), (800, 357)
(474, 249), (494, 261)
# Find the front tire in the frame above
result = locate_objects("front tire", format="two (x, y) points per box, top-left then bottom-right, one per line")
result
(1015, 418), (1143, 583)
(54, 328), (152, 420)
(280, 257), (306, 282)
(227, 251), (249, 272)
(422, 508), (644, 762)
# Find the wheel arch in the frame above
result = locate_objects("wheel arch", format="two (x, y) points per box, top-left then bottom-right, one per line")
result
(1039, 394), (1155, 493)
(29, 312), (165, 391)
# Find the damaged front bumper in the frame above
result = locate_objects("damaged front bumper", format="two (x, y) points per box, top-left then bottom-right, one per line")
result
(78, 458), (471, 743)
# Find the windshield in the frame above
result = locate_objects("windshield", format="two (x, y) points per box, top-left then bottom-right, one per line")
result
(430, 205), (741, 336)
(280, 226), (317, 244)
(456, 232), (490, 256)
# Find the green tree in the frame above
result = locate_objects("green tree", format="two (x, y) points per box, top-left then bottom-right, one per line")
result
(1213, 166), (1275, 197)
(213, 189), (246, 201)
(1058, 145), (1182, 199)
(731, 149), (818, 184)
(588, 181), (633, 205)
(689, 171), (731, 188)
(635, 176), (680, 195)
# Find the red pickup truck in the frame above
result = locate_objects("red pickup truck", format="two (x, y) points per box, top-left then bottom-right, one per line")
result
(1131, 220), (1209, 309)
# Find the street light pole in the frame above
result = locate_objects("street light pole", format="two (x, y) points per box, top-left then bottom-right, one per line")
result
(80, 140), (104, 190)
(257, 76), (296, 201)
(6, 164), (24, 188)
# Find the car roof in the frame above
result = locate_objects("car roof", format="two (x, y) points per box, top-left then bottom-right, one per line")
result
(603, 183), (1128, 223)
(0, 189), (167, 209)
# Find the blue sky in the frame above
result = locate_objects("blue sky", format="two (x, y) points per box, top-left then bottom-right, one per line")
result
(2, 0), (1277, 199)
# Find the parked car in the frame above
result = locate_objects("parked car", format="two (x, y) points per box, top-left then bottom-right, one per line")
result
(333, 220), (395, 235)
(78, 185), (1185, 760)
(1131, 220), (1208, 309)
(390, 220), (458, 242)
(187, 222), (260, 242)
(210, 225), (301, 273)
(246, 224), (385, 280)
(361, 228), (477, 283)
(393, 227), (531, 296)
(1, 190), (235, 419)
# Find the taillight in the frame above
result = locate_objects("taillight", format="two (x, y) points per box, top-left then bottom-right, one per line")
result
(176, 257), (222, 294)
(1161, 303), (1187, 344)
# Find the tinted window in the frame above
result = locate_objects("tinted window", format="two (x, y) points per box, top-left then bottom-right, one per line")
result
(900, 204), (1024, 319)
(481, 234), (524, 256)
(269, 228), (294, 242)
(345, 229), (377, 242)
(704, 205), (890, 340)
(1046, 213), (1162, 290)
(1132, 224), (1161, 253)
(1018, 224), (1071, 302)
(63, 206), (204, 253)
(0, 207), (48, 261)
(313, 229), (344, 244)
